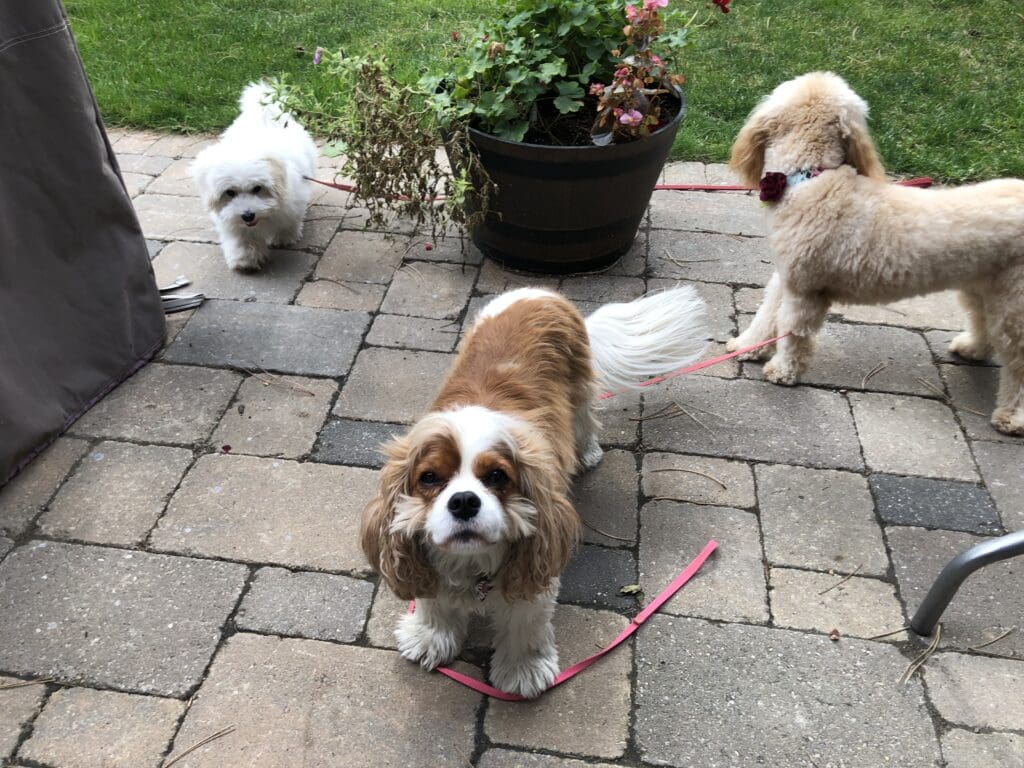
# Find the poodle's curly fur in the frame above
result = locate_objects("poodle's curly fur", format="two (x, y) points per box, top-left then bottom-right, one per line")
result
(727, 71), (1024, 436)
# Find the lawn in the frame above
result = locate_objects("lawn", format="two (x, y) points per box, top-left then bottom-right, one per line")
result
(69, 0), (1024, 181)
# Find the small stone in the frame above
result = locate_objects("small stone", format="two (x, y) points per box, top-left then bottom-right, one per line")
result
(19, 687), (184, 768)
(572, 450), (638, 546)
(0, 438), (90, 537)
(642, 453), (755, 509)
(312, 418), (406, 468)
(870, 474), (1001, 534)
(925, 652), (1024, 730)
(333, 348), (454, 424)
(380, 262), (477, 319)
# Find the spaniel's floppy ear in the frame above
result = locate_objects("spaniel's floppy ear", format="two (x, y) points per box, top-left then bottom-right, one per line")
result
(501, 429), (581, 602)
(838, 97), (886, 182)
(360, 435), (438, 601)
(729, 109), (772, 188)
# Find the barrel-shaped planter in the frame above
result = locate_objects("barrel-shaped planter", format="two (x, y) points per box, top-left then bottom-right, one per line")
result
(464, 95), (685, 274)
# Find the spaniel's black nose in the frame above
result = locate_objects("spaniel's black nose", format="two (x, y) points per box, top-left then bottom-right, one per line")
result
(241, 211), (256, 223)
(447, 491), (481, 520)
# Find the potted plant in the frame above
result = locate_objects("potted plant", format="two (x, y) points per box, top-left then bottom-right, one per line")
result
(280, 0), (730, 273)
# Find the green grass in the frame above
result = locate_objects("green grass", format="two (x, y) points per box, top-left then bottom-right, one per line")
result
(70, 0), (1024, 181)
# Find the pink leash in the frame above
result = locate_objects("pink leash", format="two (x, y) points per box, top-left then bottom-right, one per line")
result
(411, 539), (718, 701)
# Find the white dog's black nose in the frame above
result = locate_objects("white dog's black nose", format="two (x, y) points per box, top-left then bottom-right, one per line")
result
(447, 491), (481, 520)
(241, 211), (256, 223)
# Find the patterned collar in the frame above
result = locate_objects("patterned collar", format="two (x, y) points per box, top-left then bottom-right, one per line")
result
(759, 165), (835, 203)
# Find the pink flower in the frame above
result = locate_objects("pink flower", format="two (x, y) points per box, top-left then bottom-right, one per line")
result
(312, 47), (324, 65)
(613, 107), (624, 117)
(643, 0), (668, 9)
(619, 109), (644, 126)
(650, 54), (662, 66)
(625, 4), (638, 20)
(589, 83), (605, 96)
(614, 66), (631, 80)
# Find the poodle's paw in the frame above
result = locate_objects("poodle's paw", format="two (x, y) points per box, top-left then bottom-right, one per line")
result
(991, 407), (1024, 437)
(224, 247), (266, 272)
(763, 356), (801, 386)
(395, 613), (462, 670)
(727, 335), (775, 361)
(949, 332), (993, 362)
(579, 437), (604, 471)
(490, 648), (559, 699)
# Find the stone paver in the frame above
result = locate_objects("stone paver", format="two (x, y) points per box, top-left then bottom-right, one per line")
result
(925, 652), (1024, 730)
(167, 633), (479, 768)
(0, 541), (246, 696)
(572, 449), (638, 546)
(648, 229), (774, 286)
(19, 687), (184, 768)
(924, 329), (998, 366)
(635, 615), (941, 768)
(0, 536), (11, 559)
(0, 438), (89, 537)
(769, 567), (905, 639)
(144, 157), (194, 195)
(644, 376), (863, 470)
(334, 348), (454, 423)
(595, 390), (640, 448)
(37, 441), (193, 546)
(210, 375), (336, 459)
(849, 392), (977, 480)
(165, 299), (369, 376)
(294, 278), (386, 312)
(940, 364), (1014, 443)
(475, 260), (560, 294)
(151, 454), (377, 572)
(972, 440), (1024, 530)
(757, 464), (889, 575)
(134, 193), (216, 241)
(485, 605), (631, 759)
(834, 290), (966, 330)
(648, 277), (736, 346)
(870, 474), (1001, 534)
(940, 729), (1024, 768)
(649, 190), (767, 236)
(235, 567), (374, 642)
(73, 363), (241, 444)
(560, 275), (645, 303)
(121, 172), (152, 197)
(0, 676), (46, 762)
(642, 452), (755, 509)
(118, 153), (174, 176)
(366, 313), (460, 352)
(478, 750), (619, 768)
(153, 241), (316, 303)
(381, 261), (477, 319)
(559, 545), (637, 612)
(312, 418), (405, 468)
(315, 230), (408, 284)
(408, 236), (484, 265)
(640, 501), (768, 623)
(888, 526), (1024, 658)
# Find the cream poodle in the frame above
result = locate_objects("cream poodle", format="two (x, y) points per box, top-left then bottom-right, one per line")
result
(726, 71), (1024, 435)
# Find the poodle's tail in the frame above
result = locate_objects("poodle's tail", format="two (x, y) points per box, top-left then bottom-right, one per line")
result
(585, 286), (709, 393)
(238, 81), (287, 126)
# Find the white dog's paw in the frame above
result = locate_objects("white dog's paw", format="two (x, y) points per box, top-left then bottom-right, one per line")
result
(948, 333), (993, 362)
(395, 613), (461, 670)
(579, 437), (604, 471)
(490, 649), (560, 699)
(224, 247), (265, 272)
(991, 407), (1024, 436)
(763, 356), (800, 385)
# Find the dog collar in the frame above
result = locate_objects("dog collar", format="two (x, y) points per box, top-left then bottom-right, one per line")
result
(759, 166), (831, 203)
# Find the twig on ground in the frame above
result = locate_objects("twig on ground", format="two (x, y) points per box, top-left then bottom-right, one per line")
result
(868, 626), (910, 641)
(581, 520), (633, 543)
(861, 362), (888, 389)
(241, 363), (318, 396)
(818, 564), (863, 595)
(628, 402), (681, 422)
(673, 401), (711, 432)
(163, 726), (237, 768)
(0, 677), (54, 690)
(899, 624), (942, 685)
(652, 467), (727, 490)
(401, 263), (425, 284)
(915, 377), (989, 417)
(661, 248), (715, 268)
(313, 276), (359, 294)
(968, 627), (1017, 652)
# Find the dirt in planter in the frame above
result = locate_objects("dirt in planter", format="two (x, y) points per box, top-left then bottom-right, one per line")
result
(517, 93), (682, 147)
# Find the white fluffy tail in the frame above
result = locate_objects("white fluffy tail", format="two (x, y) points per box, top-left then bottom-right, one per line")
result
(238, 81), (286, 126)
(585, 286), (709, 393)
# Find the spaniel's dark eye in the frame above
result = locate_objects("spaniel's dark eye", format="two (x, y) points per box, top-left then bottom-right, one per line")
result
(251, 185), (263, 194)
(484, 468), (508, 487)
(225, 189), (237, 198)
(419, 470), (440, 486)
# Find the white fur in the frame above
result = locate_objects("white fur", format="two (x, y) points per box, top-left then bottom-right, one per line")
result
(479, 288), (560, 319)
(190, 82), (317, 271)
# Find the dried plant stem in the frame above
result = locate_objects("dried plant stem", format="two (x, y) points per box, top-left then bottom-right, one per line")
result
(818, 564), (863, 595)
(674, 402), (711, 432)
(240, 363), (318, 397)
(899, 624), (942, 684)
(969, 627), (1017, 651)
(661, 248), (715, 268)
(652, 467), (727, 490)
(313, 276), (359, 294)
(581, 520), (633, 543)
(0, 677), (53, 690)
(164, 726), (237, 768)
(868, 626), (910, 641)
(915, 377), (989, 417)
(629, 402), (681, 422)
(861, 362), (888, 389)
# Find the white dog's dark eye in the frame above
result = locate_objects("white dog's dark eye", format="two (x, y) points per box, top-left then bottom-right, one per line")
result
(484, 468), (508, 487)
(225, 189), (237, 198)
(251, 185), (263, 194)
(419, 470), (440, 486)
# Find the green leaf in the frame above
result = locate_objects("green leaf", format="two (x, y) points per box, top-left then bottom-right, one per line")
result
(553, 95), (583, 113)
(537, 59), (566, 82)
(555, 80), (584, 98)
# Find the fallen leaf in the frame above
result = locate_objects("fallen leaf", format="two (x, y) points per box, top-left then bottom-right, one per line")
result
(619, 584), (643, 595)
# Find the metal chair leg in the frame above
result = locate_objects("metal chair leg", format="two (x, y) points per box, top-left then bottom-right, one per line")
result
(910, 529), (1024, 636)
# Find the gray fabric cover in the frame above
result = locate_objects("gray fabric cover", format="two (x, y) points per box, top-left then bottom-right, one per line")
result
(0, 0), (164, 485)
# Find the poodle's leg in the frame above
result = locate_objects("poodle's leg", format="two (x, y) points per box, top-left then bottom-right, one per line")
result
(489, 588), (560, 699)
(395, 597), (468, 670)
(949, 290), (995, 362)
(985, 276), (1024, 435)
(991, 362), (1024, 436)
(573, 402), (603, 471)
(727, 271), (782, 361)
(220, 228), (266, 271)
(763, 290), (829, 385)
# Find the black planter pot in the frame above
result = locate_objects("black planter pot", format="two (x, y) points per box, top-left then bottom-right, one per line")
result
(463, 95), (685, 274)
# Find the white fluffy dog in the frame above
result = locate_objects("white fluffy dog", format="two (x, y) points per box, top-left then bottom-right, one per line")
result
(727, 71), (1024, 435)
(190, 82), (317, 271)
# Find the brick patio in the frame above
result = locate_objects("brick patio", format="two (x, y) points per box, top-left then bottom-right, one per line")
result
(1, 129), (1023, 767)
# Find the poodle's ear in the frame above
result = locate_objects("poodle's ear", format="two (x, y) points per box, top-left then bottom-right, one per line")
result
(501, 429), (581, 602)
(729, 111), (771, 188)
(360, 435), (438, 601)
(839, 100), (886, 181)
(188, 150), (221, 210)
(263, 155), (288, 199)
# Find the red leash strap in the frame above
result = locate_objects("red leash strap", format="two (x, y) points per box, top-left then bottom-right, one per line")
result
(412, 539), (718, 701)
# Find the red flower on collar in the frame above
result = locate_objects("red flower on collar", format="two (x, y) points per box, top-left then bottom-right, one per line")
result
(759, 172), (788, 202)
